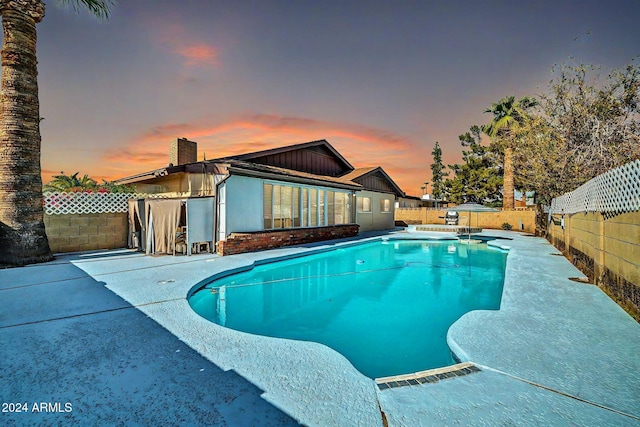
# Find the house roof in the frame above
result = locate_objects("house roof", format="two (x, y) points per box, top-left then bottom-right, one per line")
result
(114, 162), (225, 185)
(339, 166), (379, 180)
(115, 158), (362, 190)
(223, 159), (362, 190)
(225, 139), (354, 173)
(400, 195), (423, 201)
(339, 167), (405, 197)
(115, 140), (403, 196)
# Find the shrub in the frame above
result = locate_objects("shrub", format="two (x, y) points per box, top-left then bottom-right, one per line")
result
(501, 222), (513, 230)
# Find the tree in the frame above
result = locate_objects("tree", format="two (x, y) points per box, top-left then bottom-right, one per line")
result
(511, 61), (640, 205)
(511, 115), (566, 205)
(539, 62), (640, 184)
(483, 95), (538, 209)
(445, 126), (503, 205)
(429, 142), (448, 206)
(44, 171), (135, 193)
(98, 179), (137, 194)
(44, 172), (97, 192)
(0, 0), (113, 266)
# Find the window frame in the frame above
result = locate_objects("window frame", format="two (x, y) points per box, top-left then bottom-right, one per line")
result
(357, 196), (372, 213)
(263, 181), (352, 229)
(380, 198), (392, 213)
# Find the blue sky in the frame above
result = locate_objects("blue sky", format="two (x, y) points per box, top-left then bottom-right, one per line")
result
(23, 0), (640, 195)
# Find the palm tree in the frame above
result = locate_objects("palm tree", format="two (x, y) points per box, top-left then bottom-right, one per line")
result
(0, 0), (113, 266)
(43, 171), (135, 193)
(44, 172), (98, 192)
(483, 95), (538, 210)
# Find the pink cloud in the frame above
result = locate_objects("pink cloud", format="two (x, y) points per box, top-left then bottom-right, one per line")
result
(173, 44), (218, 67)
(143, 17), (219, 68)
(104, 149), (168, 165)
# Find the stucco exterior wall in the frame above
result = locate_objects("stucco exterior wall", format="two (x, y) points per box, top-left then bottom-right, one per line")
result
(548, 211), (640, 317)
(131, 173), (219, 197)
(219, 175), (264, 239)
(355, 190), (395, 232)
(44, 213), (128, 253)
(132, 174), (185, 195)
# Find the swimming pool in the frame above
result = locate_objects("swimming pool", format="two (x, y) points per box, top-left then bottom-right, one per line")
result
(188, 239), (507, 378)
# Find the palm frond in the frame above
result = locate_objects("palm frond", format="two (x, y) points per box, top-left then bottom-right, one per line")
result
(56, 0), (115, 20)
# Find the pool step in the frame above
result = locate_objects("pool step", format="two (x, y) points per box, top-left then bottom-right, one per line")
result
(375, 362), (480, 390)
(414, 225), (482, 233)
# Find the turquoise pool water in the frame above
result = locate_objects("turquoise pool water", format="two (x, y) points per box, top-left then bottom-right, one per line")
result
(188, 239), (507, 378)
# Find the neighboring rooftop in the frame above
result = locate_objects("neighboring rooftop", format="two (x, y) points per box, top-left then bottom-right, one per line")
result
(340, 166), (405, 197)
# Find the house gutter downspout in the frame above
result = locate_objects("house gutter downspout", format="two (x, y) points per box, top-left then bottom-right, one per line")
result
(213, 171), (232, 252)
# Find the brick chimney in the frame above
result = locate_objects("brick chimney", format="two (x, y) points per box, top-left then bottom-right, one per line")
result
(170, 138), (197, 165)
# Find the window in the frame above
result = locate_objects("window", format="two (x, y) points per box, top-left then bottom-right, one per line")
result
(357, 196), (371, 212)
(335, 192), (347, 224)
(318, 190), (325, 226)
(263, 182), (351, 229)
(281, 185), (293, 227)
(273, 184), (282, 227)
(263, 183), (273, 229)
(293, 187), (300, 227)
(380, 198), (392, 213)
(302, 188), (308, 227)
(310, 188), (318, 226)
(327, 191), (335, 225)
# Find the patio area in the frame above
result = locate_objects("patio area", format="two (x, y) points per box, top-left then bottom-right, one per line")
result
(1, 230), (639, 426)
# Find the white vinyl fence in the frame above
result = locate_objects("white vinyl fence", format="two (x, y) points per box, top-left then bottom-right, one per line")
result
(550, 160), (640, 215)
(43, 192), (163, 215)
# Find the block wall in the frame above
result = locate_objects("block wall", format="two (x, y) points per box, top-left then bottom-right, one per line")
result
(394, 208), (536, 233)
(44, 213), (128, 253)
(217, 224), (359, 256)
(548, 211), (640, 318)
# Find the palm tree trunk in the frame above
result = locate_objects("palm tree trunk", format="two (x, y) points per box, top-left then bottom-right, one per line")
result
(0, 0), (52, 265)
(503, 146), (515, 210)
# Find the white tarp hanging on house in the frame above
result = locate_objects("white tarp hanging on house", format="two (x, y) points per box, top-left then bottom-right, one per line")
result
(127, 199), (146, 251)
(146, 199), (182, 255)
(186, 197), (215, 255)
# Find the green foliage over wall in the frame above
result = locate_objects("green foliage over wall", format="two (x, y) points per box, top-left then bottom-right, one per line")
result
(44, 172), (136, 193)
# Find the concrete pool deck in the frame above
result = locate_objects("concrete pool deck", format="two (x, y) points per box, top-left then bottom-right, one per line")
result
(1, 230), (639, 426)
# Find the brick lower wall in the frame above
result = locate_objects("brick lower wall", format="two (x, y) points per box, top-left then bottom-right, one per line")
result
(44, 213), (128, 253)
(217, 224), (360, 256)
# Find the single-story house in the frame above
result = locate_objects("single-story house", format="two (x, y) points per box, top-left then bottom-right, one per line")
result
(396, 195), (426, 208)
(116, 138), (405, 255)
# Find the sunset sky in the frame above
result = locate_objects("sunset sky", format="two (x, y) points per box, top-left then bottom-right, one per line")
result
(23, 0), (640, 196)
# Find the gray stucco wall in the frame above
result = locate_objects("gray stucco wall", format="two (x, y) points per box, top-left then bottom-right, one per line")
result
(355, 190), (395, 232)
(221, 175), (264, 239)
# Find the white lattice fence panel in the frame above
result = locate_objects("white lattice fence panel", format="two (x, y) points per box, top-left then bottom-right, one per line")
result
(550, 160), (640, 214)
(44, 192), (156, 215)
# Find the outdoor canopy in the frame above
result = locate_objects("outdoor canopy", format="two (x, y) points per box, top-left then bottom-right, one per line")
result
(447, 203), (499, 240)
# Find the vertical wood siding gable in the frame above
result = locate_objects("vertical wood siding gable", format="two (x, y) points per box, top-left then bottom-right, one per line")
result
(247, 146), (348, 177)
(354, 173), (396, 194)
